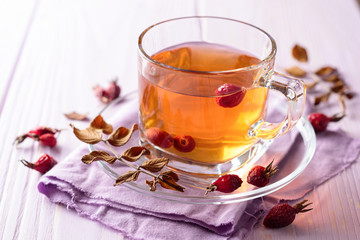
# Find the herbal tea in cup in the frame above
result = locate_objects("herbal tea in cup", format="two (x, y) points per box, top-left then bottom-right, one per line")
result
(138, 17), (305, 176)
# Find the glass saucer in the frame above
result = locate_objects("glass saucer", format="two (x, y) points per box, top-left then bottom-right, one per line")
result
(90, 114), (316, 204)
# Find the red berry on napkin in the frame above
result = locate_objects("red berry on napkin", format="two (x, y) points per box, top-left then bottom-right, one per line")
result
(205, 174), (243, 195)
(21, 153), (57, 174)
(263, 200), (313, 228)
(215, 83), (247, 108)
(247, 160), (278, 187)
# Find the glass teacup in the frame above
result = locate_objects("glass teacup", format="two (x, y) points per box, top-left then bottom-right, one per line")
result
(137, 17), (305, 177)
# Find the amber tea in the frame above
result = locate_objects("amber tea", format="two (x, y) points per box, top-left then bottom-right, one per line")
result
(139, 42), (268, 164)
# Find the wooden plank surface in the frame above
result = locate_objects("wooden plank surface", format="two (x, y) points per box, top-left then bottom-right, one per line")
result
(0, 0), (359, 239)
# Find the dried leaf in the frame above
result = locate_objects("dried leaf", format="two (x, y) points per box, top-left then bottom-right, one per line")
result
(145, 178), (157, 191)
(107, 124), (138, 147)
(159, 178), (185, 192)
(292, 45), (308, 62)
(323, 74), (341, 82)
(64, 112), (88, 121)
(114, 170), (140, 186)
(70, 124), (102, 144)
(160, 170), (179, 182)
(285, 66), (307, 77)
(121, 146), (150, 162)
(331, 81), (346, 93)
(344, 92), (355, 99)
(314, 92), (331, 106)
(315, 66), (337, 77)
(305, 81), (318, 89)
(81, 151), (117, 164)
(141, 157), (169, 172)
(90, 115), (113, 134)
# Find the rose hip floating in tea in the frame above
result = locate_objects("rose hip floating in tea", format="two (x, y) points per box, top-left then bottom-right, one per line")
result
(145, 127), (173, 148)
(173, 135), (196, 153)
(215, 83), (247, 108)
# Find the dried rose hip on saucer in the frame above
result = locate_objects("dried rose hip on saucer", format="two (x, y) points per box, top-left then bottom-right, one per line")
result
(247, 160), (279, 187)
(146, 127), (173, 148)
(205, 174), (243, 195)
(215, 83), (247, 108)
(263, 200), (312, 228)
(21, 153), (57, 174)
(173, 135), (195, 152)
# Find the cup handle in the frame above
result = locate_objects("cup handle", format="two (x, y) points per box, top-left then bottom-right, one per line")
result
(248, 72), (306, 140)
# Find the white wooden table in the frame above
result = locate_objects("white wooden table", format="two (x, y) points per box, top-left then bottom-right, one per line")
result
(1, 0), (360, 239)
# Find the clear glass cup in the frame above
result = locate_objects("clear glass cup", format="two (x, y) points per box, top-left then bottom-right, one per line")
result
(137, 16), (305, 177)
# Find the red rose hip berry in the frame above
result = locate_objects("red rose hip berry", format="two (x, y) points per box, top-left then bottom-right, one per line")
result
(205, 174), (243, 195)
(308, 113), (330, 132)
(173, 135), (196, 153)
(39, 133), (57, 147)
(107, 79), (121, 101)
(215, 83), (247, 108)
(308, 112), (345, 132)
(21, 153), (58, 174)
(28, 126), (58, 137)
(263, 200), (313, 228)
(146, 127), (173, 148)
(13, 126), (61, 145)
(247, 160), (279, 187)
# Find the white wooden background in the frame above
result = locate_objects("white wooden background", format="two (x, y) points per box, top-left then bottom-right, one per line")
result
(1, 0), (360, 239)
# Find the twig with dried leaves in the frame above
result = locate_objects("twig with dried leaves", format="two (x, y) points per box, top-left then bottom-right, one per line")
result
(70, 115), (185, 192)
(286, 45), (354, 122)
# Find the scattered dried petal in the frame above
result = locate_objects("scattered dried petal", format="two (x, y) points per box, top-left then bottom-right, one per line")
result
(145, 178), (157, 191)
(114, 170), (140, 186)
(315, 66), (337, 77)
(64, 112), (89, 121)
(70, 124), (102, 144)
(121, 146), (150, 162)
(292, 45), (308, 62)
(90, 115), (113, 134)
(285, 66), (307, 77)
(141, 157), (169, 172)
(81, 151), (117, 164)
(107, 124), (138, 147)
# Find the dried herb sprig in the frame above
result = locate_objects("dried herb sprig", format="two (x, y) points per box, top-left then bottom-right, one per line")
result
(70, 114), (185, 192)
(288, 45), (355, 125)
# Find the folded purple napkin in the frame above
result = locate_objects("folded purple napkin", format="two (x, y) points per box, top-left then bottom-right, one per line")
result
(38, 97), (360, 240)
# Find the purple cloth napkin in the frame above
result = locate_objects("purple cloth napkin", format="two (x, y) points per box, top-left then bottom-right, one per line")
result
(38, 97), (360, 240)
